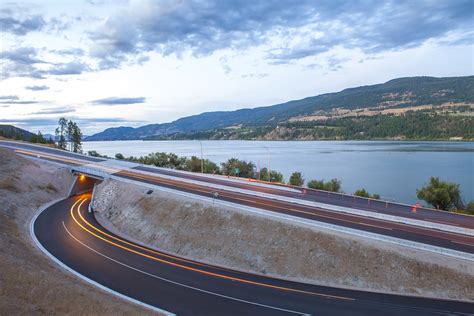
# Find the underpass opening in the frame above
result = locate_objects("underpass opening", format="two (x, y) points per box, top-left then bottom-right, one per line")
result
(68, 171), (102, 197)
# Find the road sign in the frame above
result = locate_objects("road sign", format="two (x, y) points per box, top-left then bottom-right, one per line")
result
(233, 167), (240, 175)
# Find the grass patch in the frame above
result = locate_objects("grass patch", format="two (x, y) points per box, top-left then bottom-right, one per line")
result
(37, 183), (58, 192)
(0, 176), (19, 192)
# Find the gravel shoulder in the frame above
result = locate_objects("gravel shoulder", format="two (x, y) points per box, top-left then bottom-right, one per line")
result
(93, 178), (474, 302)
(0, 148), (155, 315)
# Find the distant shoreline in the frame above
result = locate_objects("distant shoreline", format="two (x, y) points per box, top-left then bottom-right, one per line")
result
(83, 138), (474, 142)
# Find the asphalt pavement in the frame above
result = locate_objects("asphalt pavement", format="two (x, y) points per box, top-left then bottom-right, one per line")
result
(33, 195), (474, 315)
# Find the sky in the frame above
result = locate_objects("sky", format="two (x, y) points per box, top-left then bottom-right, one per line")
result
(1, 0), (473, 135)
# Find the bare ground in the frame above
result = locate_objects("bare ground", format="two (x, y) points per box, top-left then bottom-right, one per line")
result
(0, 148), (155, 315)
(93, 179), (474, 302)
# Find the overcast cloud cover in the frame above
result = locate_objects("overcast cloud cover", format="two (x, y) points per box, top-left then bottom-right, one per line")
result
(1, 0), (473, 134)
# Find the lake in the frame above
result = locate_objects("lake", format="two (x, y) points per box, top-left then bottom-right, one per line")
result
(82, 140), (474, 205)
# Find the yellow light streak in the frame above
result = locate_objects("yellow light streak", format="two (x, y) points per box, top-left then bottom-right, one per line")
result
(68, 197), (353, 301)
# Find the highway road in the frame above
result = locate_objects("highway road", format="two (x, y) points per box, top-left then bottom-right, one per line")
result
(1, 140), (472, 230)
(1, 141), (473, 254)
(33, 194), (474, 315)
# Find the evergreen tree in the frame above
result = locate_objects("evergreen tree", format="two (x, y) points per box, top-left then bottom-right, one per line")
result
(70, 121), (82, 153)
(37, 131), (45, 143)
(55, 117), (68, 149)
(66, 120), (74, 151)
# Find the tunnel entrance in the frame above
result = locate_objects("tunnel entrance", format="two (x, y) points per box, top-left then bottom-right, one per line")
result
(68, 171), (102, 197)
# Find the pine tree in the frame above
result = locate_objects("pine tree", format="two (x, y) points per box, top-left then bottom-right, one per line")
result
(71, 121), (82, 153)
(37, 131), (45, 143)
(55, 117), (68, 149)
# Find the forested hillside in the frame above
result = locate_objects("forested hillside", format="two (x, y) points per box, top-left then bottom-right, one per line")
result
(0, 125), (36, 141)
(86, 76), (474, 141)
(145, 113), (474, 141)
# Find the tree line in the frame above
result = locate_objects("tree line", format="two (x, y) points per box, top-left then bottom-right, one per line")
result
(0, 126), (55, 145)
(149, 112), (474, 141)
(0, 118), (83, 152)
(90, 149), (473, 214)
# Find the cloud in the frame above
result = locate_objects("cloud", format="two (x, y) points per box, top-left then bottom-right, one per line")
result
(0, 117), (140, 130)
(266, 1), (474, 64)
(0, 118), (60, 126)
(241, 73), (269, 79)
(86, 0), (474, 69)
(0, 47), (91, 79)
(0, 93), (37, 105)
(49, 61), (90, 75)
(25, 85), (49, 91)
(91, 97), (146, 105)
(0, 47), (44, 64)
(0, 100), (38, 104)
(0, 95), (19, 100)
(0, 7), (45, 35)
(29, 107), (75, 115)
(0, 47), (47, 79)
(49, 48), (85, 57)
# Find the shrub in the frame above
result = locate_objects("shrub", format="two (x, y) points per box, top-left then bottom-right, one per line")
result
(416, 177), (463, 211)
(354, 188), (380, 199)
(307, 178), (341, 192)
(289, 171), (304, 186)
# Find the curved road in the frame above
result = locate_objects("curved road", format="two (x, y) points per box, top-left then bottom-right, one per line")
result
(33, 194), (474, 315)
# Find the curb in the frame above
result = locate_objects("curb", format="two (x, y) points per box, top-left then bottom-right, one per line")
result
(30, 196), (175, 316)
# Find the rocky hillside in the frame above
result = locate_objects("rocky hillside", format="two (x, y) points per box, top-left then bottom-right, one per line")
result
(86, 76), (474, 141)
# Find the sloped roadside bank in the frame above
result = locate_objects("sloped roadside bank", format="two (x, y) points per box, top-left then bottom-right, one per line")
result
(93, 179), (474, 302)
(0, 148), (154, 315)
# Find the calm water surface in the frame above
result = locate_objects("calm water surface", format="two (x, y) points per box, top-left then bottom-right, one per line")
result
(83, 140), (474, 205)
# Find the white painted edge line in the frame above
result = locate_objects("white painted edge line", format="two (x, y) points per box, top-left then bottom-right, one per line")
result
(62, 222), (306, 315)
(29, 197), (175, 316)
(110, 175), (474, 262)
(9, 143), (473, 236)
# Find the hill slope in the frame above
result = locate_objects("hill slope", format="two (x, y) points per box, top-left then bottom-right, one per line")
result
(0, 125), (36, 141)
(86, 76), (474, 141)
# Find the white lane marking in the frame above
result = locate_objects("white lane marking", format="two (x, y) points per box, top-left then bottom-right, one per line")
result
(451, 240), (474, 247)
(62, 222), (309, 315)
(426, 219), (460, 226)
(29, 200), (174, 316)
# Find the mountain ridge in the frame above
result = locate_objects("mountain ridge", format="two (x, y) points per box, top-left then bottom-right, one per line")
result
(85, 76), (474, 141)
